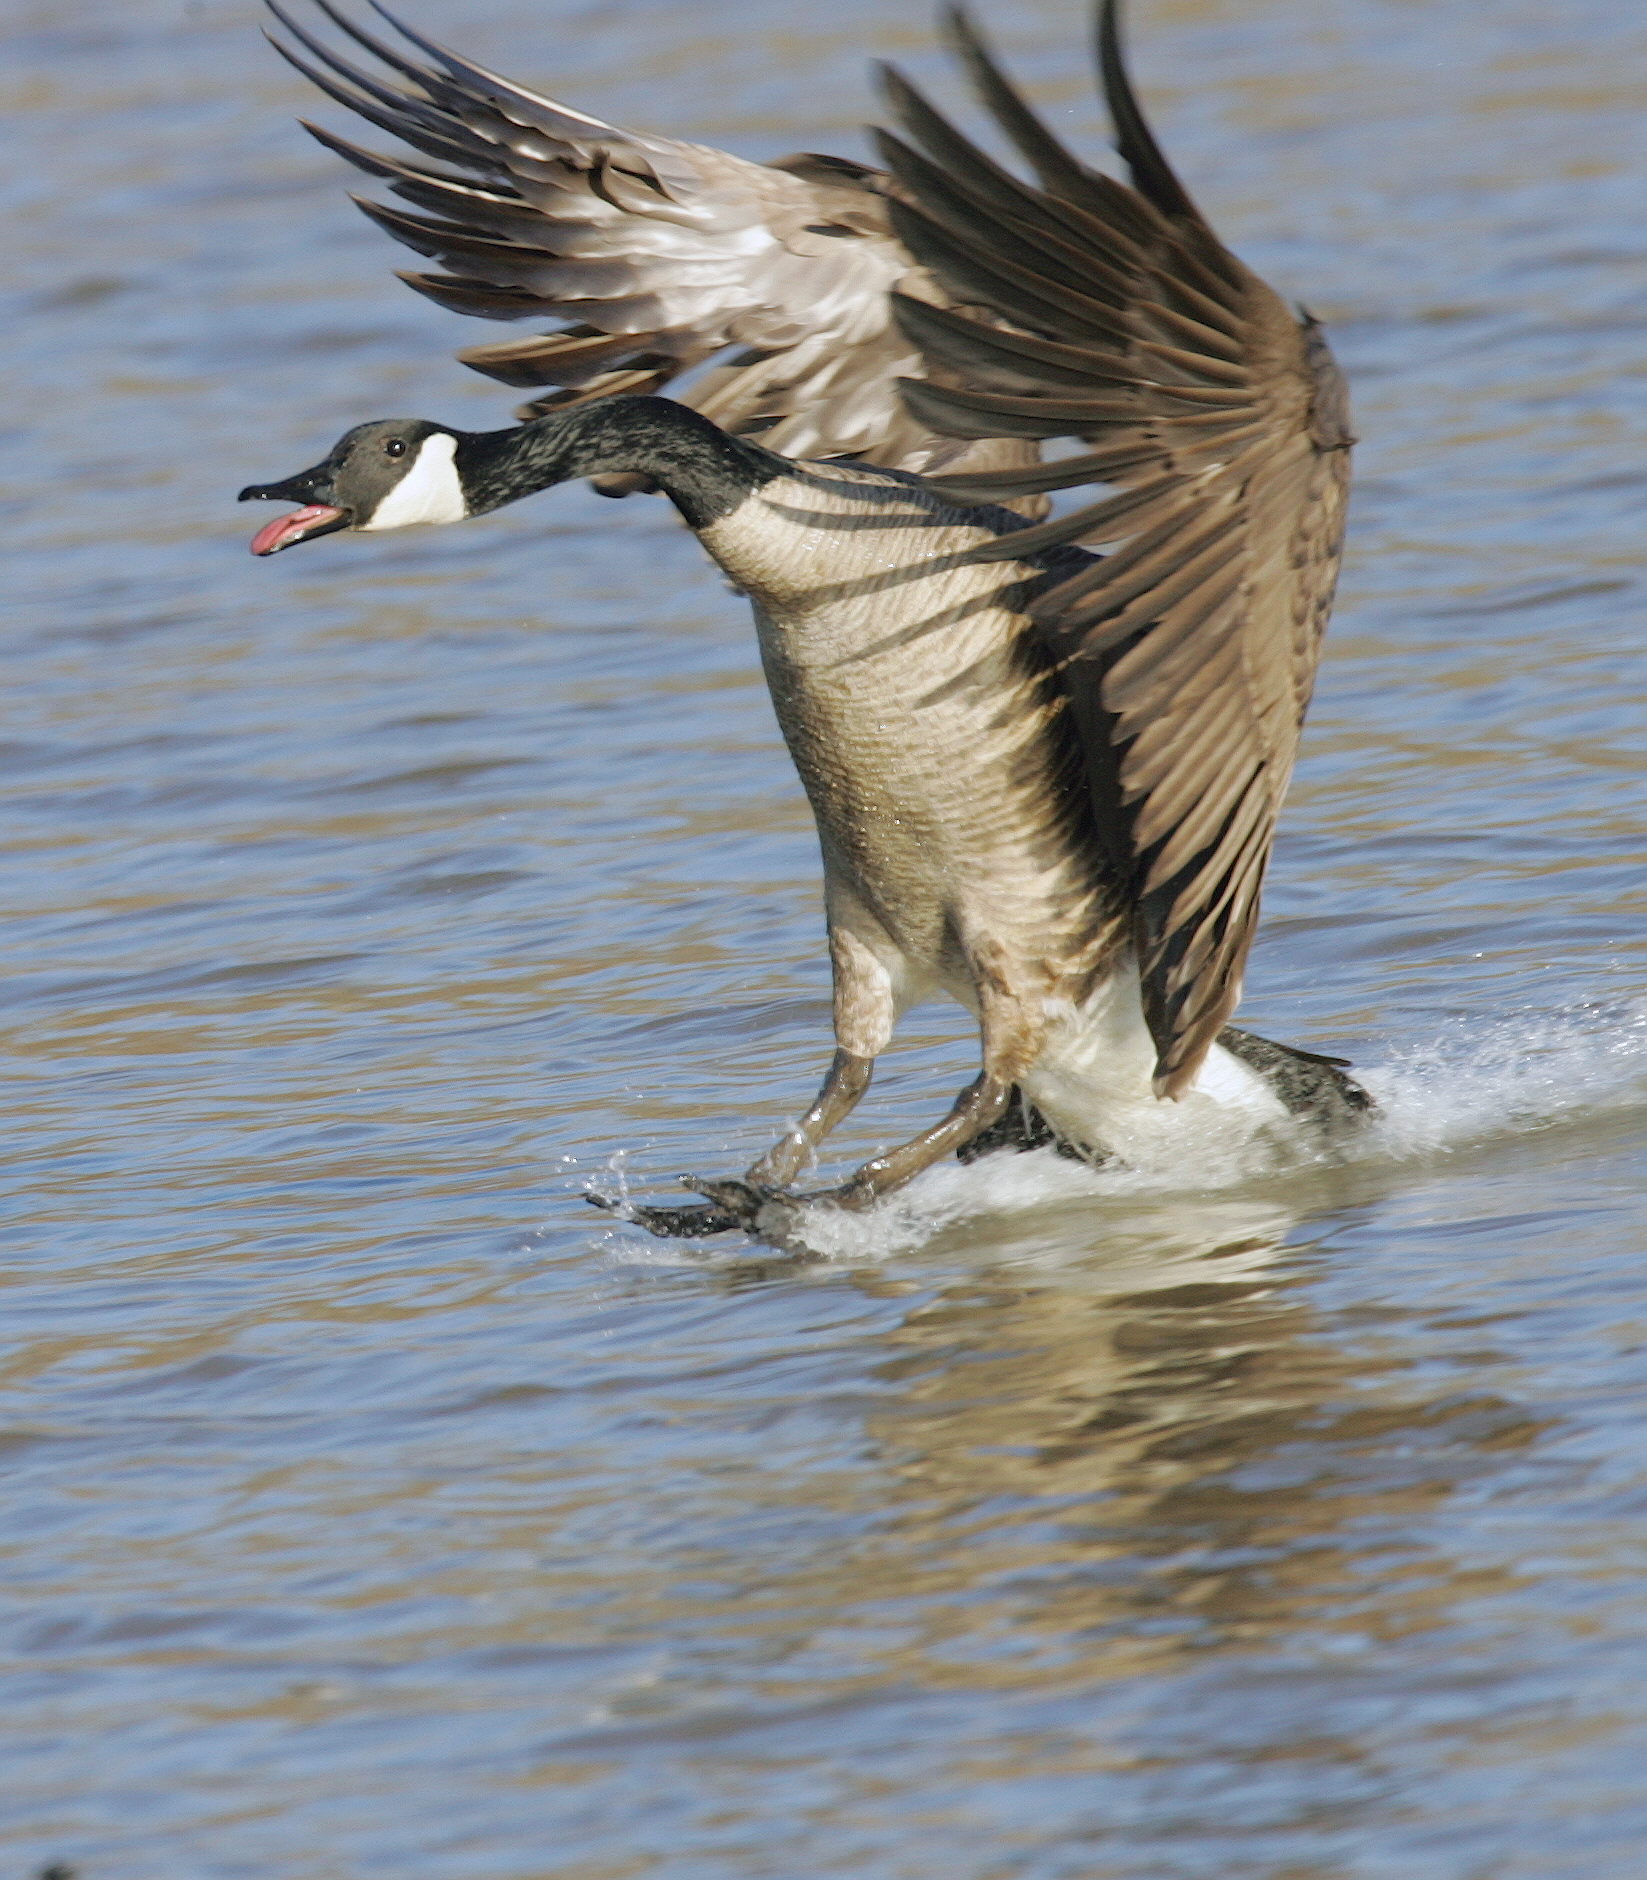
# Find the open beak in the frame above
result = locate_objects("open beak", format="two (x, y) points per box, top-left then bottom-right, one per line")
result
(239, 465), (353, 556)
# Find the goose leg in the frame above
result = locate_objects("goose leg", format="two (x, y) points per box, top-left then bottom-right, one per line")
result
(605, 908), (902, 1239)
(827, 1069), (1013, 1207)
(691, 1066), (1014, 1228)
(693, 967), (1037, 1225)
(744, 1048), (874, 1187)
(741, 913), (901, 1188)
(811, 961), (1039, 1210)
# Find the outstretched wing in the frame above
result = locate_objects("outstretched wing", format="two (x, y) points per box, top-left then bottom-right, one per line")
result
(881, 0), (1353, 1095)
(262, 0), (1002, 473)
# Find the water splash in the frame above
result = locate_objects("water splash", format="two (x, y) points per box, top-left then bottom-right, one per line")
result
(578, 1000), (1647, 1261)
(1357, 998), (1647, 1159)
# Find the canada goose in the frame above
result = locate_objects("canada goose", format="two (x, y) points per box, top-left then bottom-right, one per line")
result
(243, 0), (1369, 1237)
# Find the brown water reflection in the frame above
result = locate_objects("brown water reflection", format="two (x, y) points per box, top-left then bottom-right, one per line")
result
(734, 1220), (1538, 1699)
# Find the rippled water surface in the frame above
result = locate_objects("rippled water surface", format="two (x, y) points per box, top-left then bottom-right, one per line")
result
(5, 0), (1647, 1872)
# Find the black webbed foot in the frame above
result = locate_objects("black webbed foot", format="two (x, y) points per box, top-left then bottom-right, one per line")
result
(680, 1176), (787, 1229)
(584, 1190), (745, 1239)
(587, 1172), (868, 1250)
(691, 1173), (886, 1220)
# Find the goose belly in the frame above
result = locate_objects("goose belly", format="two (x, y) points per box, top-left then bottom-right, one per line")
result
(751, 583), (1111, 986)
(700, 464), (1115, 993)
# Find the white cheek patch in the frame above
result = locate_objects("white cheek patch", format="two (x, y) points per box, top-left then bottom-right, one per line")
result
(361, 432), (468, 530)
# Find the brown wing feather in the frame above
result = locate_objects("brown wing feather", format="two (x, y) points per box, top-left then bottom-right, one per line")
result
(262, 0), (1051, 492)
(883, 0), (1353, 1094)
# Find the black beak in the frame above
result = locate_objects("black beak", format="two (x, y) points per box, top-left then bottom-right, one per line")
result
(239, 461), (353, 556)
(238, 461), (331, 505)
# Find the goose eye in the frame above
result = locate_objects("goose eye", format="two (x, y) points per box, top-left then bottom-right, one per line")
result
(385, 438), (407, 459)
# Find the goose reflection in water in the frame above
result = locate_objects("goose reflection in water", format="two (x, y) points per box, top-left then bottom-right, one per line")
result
(611, 1195), (1553, 1828)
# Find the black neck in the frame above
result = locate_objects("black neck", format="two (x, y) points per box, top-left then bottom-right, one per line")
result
(454, 396), (783, 532)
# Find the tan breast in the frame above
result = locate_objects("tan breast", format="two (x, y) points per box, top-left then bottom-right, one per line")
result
(699, 463), (1122, 996)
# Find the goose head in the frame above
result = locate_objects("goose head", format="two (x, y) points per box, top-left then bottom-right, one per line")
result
(241, 397), (780, 551)
(240, 418), (469, 555)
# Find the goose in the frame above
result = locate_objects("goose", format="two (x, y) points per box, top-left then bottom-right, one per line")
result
(242, 0), (1370, 1237)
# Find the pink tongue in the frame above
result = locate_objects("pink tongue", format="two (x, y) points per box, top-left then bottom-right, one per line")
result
(250, 504), (344, 557)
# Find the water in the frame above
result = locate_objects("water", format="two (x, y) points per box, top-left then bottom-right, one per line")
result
(4, 0), (1647, 1871)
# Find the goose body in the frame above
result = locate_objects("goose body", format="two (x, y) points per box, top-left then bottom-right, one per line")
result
(696, 454), (1303, 1153)
(243, 3), (1369, 1234)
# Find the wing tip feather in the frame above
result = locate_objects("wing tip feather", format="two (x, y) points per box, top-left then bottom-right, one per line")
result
(1095, 0), (1200, 222)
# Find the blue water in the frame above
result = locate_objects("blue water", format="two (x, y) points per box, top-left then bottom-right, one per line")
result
(3, 0), (1647, 1873)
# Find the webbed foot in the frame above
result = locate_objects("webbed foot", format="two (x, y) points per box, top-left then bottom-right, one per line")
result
(584, 1189), (745, 1239)
(682, 1174), (875, 1245)
(586, 1173), (869, 1247)
(681, 1175), (791, 1230)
